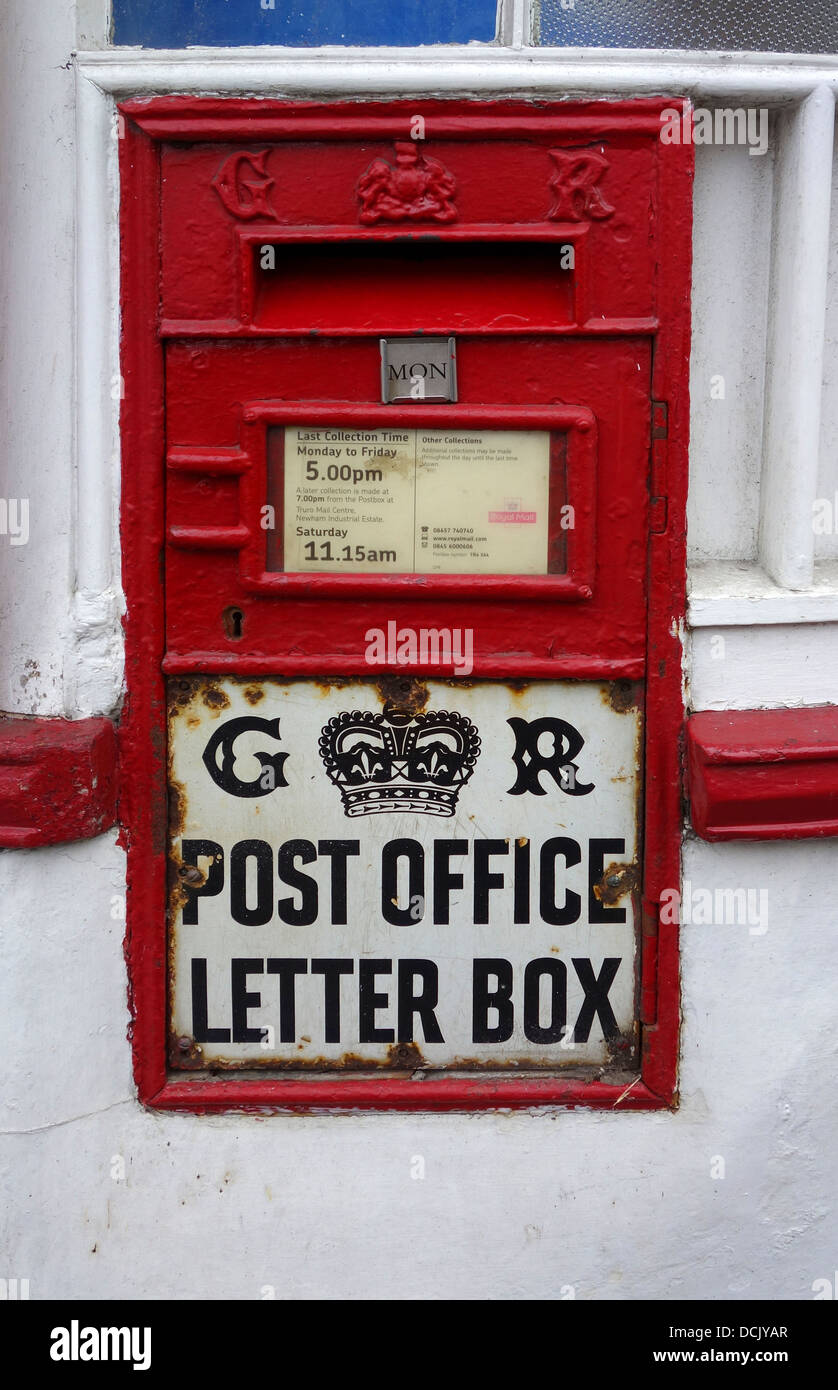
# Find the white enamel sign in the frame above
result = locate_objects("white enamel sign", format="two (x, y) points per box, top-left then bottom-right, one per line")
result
(169, 678), (642, 1070)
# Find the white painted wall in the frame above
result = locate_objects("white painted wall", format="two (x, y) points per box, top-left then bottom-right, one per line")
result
(0, 1), (77, 716)
(816, 118), (838, 561)
(1, 0), (836, 1302)
(687, 140), (773, 566)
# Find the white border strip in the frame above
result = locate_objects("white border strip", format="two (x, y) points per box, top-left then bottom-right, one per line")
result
(689, 561), (838, 626)
(77, 49), (838, 100)
(498, 0), (528, 49)
(70, 70), (123, 715)
(759, 85), (835, 590)
(75, 73), (117, 603)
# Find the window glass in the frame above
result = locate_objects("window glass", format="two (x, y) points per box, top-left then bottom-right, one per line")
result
(535, 0), (838, 53)
(113, 0), (499, 48)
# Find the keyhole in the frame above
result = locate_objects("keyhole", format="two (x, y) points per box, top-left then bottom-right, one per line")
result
(222, 605), (244, 640)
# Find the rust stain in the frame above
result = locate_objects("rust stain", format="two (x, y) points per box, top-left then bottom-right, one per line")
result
(386, 1040), (425, 1070)
(179, 863), (206, 888)
(175, 1043), (435, 1074)
(201, 685), (230, 712)
(435, 675), (477, 690)
(168, 841), (223, 924)
(593, 860), (639, 906)
(604, 679), (638, 714)
(167, 859), (190, 974)
(199, 1049), (429, 1073)
(168, 1033), (204, 1069)
(309, 675), (372, 697)
(189, 1045), (425, 1073)
(171, 1050), (627, 1074)
(374, 674), (429, 716)
(168, 676), (201, 713)
(243, 685), (265, 705)
(166, 685), (192, 956)
(167, 777), (188, 840)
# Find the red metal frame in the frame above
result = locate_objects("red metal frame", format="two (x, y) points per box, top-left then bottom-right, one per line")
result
(118, 98), (692, 1113)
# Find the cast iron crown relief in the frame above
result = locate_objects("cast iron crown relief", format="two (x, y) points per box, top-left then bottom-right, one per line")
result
(355, 142), (458, 224)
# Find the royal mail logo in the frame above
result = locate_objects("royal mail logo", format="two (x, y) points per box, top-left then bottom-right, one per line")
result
(488, 510), (537, 524)
(318, 708), (481, 817)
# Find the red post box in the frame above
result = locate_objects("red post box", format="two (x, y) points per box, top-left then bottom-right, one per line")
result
(118, 99), (692, 1111)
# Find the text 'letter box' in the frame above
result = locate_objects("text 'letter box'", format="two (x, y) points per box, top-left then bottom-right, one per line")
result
(118, 100), (692, 1111)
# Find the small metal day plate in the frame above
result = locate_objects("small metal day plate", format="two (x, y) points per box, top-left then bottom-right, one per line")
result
(380, 337), (457, 403)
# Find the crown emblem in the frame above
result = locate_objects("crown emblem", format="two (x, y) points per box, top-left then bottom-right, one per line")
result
(356, 143), (457, 224)
(318, 708), (481, 817)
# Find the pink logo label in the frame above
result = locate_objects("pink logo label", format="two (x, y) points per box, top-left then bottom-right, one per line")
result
(488, 511), (537, 524)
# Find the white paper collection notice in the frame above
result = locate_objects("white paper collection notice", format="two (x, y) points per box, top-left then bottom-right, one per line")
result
(282, 426), (551, 574)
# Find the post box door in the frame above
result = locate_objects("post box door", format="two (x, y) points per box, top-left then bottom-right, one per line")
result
(163, 335), (651, 669)
(118, 99), (692, 1110)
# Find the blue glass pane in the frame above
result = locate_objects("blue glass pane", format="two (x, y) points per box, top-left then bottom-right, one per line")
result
(113, 0), (498, 48)
(535, 0), (838, 53)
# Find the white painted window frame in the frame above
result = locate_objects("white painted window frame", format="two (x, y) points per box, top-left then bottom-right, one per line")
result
(72, 41), (838, 710)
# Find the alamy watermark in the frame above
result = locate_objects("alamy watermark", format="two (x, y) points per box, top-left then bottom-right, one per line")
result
(813, 494), (838, 534)
(661, 880), (768, 935)
(365, 621), (474, 677)
(0, 498), (29, 546)
(50, 1322), (151, 1371)
(660, 107), (768, 157)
